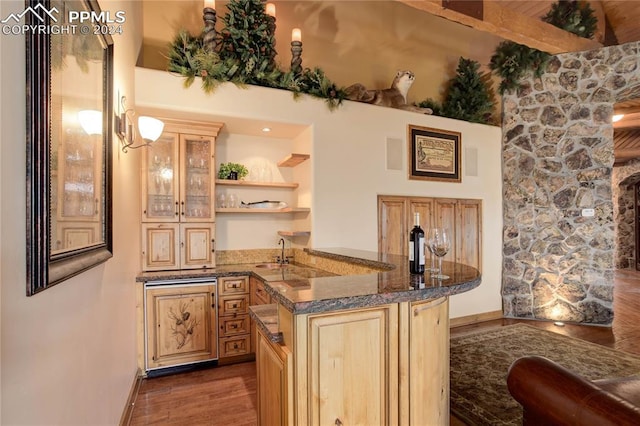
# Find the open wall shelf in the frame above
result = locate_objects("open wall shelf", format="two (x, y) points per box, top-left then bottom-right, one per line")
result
(277, 153), (309, 167)
(215, 179), (299, 189)
(216, 207), (310, 214)
(277, 231), (311, 237)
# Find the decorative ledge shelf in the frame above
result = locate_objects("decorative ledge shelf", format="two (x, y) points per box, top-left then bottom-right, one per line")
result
(216, 207), (310, 214)
(277, 231), (311, 237)
(215, 179), (299, 189)
(277, 153), (309, 167)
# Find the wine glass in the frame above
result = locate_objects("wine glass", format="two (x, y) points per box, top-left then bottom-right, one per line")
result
(425, 230), (439, 273)
(429, 228), (451, 280)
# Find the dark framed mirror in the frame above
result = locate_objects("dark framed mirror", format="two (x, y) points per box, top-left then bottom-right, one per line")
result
(26, 0), (113, 295)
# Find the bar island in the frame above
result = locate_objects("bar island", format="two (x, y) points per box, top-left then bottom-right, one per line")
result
(250, 248), (481, 426)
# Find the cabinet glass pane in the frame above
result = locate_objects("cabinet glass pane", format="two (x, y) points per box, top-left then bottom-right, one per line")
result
(146, 134), (176, 218)
(60, 132), (99, 218)
(184, 137), (212, 219)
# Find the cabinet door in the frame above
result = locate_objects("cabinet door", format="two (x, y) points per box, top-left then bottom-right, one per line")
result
(458, 199), (482, 271)
(145, 284), (217, 369)
(142, 133), (180, 222)
(305, 306), (399, 426)
(251, 276), (271, 305)
(406, 297), (449, 425)
(180, 223), (216, 269)
(55, 223), (100, 251)
(250, 276), (270, 355)
(257, 329), (293, 426)
(434, 198), (458, 264)
(180, 134), (215, 222)
(142, 223), (180, 271)
(378, 196), (408, 256)
(409, 198), (434, 233)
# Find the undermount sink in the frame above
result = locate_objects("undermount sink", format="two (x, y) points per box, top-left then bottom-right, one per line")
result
(255, 263), (289, 269)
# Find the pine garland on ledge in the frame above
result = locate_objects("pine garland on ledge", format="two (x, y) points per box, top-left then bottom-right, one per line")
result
(418, 57), (495, 125)
(167, 0), (346, 110)
(490, 0), (598, 94)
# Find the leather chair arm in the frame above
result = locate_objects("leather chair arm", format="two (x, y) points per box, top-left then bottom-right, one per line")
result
(507, 355), (640, 426)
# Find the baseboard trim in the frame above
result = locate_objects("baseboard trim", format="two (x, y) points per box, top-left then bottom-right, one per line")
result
(450, 310), (503, 328)
(119, 369), (143, 426)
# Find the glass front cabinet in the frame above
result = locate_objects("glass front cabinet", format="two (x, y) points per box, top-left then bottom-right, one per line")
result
(141, 119), (223, 271)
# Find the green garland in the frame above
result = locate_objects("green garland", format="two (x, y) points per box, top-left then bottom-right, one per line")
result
(418, 57), (495, 125)
(167, 0), (346, 110)
(490, 0), (598, 94)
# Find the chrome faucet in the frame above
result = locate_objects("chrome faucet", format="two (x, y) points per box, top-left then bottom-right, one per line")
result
(278, 238), (287, 265)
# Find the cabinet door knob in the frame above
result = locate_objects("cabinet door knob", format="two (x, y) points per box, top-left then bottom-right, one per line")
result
(335, 419), (343, 426)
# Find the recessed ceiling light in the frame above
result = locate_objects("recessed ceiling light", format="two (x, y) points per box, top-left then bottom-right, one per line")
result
(612, 114), (625, 123)
(261, 127), (272, 133)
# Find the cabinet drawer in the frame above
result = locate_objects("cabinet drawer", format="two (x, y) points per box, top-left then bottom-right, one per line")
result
(219, 335), (251, 357)
(219, 315), (250, 337)
(219, 276), (249, 295)
(253, 279), (271, 305)
(218, 294), (249, 316)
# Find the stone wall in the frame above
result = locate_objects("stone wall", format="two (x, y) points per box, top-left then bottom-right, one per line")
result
(613, 159), (640, 268)
(502, 42), (640, 324)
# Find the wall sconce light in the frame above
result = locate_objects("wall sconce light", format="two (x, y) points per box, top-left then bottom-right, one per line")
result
(115, 95), (164, 153)
(78, 110), (103, 135)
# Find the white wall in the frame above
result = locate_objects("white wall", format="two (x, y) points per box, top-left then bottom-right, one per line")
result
(136, 67), (503, 319)
(215, 133), (300, 250)
(1, 1), (143, 424)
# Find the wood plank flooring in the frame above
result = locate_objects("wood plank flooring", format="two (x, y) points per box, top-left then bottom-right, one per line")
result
(126, 270), (640, 425)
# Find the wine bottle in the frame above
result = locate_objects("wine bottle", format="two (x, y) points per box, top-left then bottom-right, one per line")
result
(409, 212), (425, 274)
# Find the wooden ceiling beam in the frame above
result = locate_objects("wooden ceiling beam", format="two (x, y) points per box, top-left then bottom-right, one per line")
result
(614, 113), (640, 130)
(615, 147), (640, 164)
(587, 1), (607, 44)
(396, 0), (602, 54)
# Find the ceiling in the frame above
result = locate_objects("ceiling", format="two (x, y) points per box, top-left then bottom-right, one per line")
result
(399, 0), (640, 164)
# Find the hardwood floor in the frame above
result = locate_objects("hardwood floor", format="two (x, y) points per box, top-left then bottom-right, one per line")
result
(126, 269), (640, 425)
(127, 362), (257, 425)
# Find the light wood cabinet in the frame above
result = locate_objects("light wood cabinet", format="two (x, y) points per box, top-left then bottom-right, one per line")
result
(256, 328), (293, 426)
(294, 305), (400, 425)
(144, 283), (218, 370)
(218, 276), (252, 360)
(250, 276), (272, 354)
(378, 195), (482, 270)
(51, 132), (103, 253)
(142, 223), (215, 271)
(141, 119), (222, 271)
(259, 297), (450, 425)
(400, 297), (450, 424)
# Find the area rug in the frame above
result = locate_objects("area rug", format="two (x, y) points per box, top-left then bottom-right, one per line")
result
(450, 323), (640, 426)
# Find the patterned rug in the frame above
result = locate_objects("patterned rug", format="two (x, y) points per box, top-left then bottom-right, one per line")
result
(450, 323), (640, 426)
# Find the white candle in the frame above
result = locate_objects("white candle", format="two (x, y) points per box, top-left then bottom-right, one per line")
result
(266, 3), (276, 17)
(292, 28), (302, 42)
(204, 0), (215, 9)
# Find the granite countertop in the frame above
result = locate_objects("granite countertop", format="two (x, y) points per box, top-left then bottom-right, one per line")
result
(248, 304), (282, 344)
(266, 248), (481, 314)
(136, 248), (481, 315)
(136, 262), (337, 284)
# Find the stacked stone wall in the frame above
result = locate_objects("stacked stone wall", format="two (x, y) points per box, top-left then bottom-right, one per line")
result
(612, 159), (640, 268)
(502, 42), (640, 324)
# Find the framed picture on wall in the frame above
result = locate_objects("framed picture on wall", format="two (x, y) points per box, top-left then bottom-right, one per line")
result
(408, 125), (461, 182)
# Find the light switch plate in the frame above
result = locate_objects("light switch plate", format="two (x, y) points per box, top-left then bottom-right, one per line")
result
(581, 208), (595, 217)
